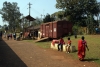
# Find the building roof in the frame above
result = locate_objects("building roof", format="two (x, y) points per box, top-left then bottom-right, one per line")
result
(25, 15), (36, 21)
(25, 25), (40, 30)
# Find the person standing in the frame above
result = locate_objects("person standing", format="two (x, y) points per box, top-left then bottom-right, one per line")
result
(58, 37), (65, 51)
(66, 37), (71, 53)
(78, 36), (89, 61)
(10, 33), (12, 39)
(0, 31), (2, 40)
(4, 31), (6, 38)
(74, 31), (77, 39)
(13, 32), (16, 40)
(7, 33), (10, 40)
(20, 32), (23, 37)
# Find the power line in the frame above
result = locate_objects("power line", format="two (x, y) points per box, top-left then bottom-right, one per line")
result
(31, 7), (45, 19)
(20, 0), (43, 19)
(30, 0), (37, 5)
(31, 7), (41, 15)
(20, 0), (36, 15)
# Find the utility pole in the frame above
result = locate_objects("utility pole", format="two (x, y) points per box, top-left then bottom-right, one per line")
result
(28, 2), (32, 15)
(28, 2), (34, 39)
(28, 2), (32, 26)
(41, 10), (45, 21)
(41, 14), (43, 21)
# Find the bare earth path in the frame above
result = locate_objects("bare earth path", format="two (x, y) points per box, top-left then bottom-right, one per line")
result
(0, 38), (99, 67)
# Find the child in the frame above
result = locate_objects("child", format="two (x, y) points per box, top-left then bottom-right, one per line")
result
(58, 37), (65, 51)
(66, 37), (71, 53)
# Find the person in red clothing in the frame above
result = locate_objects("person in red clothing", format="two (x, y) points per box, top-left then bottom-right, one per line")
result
(66, 37), (71, 53)
(78, 36), (89, 61)
(58, 37), (65, 51)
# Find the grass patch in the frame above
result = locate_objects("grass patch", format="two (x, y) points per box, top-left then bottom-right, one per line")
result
(65, 35), (100, 65)
(24, 35), (100, 66)
(35, 41), (51, 48)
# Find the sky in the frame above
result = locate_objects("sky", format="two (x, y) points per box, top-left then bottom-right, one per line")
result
(0, 0), (60, 26)
(0, 0), (100, 26)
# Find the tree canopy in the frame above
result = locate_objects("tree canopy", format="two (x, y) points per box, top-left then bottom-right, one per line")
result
(43, 14), (55, 23)
(56, 0), (100, 24)
(0, 1), (22, 32)
(56, 0), (100, 34)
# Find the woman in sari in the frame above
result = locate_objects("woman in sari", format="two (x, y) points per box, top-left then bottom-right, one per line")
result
(78, 36), (89, 61)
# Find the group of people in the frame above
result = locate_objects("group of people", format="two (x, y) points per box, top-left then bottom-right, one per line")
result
(57, 36), (89, 61)
(7, 33), (16, 40)
(58, 37), (71, 53)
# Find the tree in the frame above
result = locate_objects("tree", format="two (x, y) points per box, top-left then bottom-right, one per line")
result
(51, 11), (65, 20)
(0, 1), (22, 32)
(56, 0), (100, 25)
(2, 24), (8, 32)
(43, 14), (54, 23)
(32, 17), (42, 26)
(0, 25), (2, 29)
(97, 2), (100, 25)
(22, 18), (30, 29)
(56, 0), (100, 34)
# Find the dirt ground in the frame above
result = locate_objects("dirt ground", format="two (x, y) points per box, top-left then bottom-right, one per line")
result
(0, 38), (99, 67)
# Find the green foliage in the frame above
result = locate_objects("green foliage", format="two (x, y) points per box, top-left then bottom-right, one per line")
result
(70, 35), (100, 65)
(32, 35), (100, 65)
(22, 18), (30, 28)
(86, 14), (95, 34)
(56, 0), (100, 25)
(32, 17), (42, 26)
(51, 11), (66, 20)
(43, 14), (55, 23)
(55, 0), (100, 34)
(4, 24), (8, 31)
(0, 24), (9, 32)
(55, 11), (64, 20)
(0, 1), (22, 32)
(72, 24), (79, 33)
(68, 32), (71, 36)
(0, 25), (2, 29)
(35, 42), (51, 48)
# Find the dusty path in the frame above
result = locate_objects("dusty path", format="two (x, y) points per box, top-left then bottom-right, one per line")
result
(0, 38), (99, 67)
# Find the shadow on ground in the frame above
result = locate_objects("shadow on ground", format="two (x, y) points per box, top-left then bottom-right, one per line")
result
(0, 37), (27, 67)
(70, 50), (99, 62)
(84, 58), (99, 62)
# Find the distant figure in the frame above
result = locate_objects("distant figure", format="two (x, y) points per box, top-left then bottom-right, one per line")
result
(7, 33), (10, 40)
(58, 37), (65, 51)
(78, 36), (89, 61)
(20, 32), (23, 37)
(74, 31), (77, 39)
(28, 32), (31, 38)
(0, 31), (2, 40)
(66, 37), (71, 53)
(4, 31), (6, 38)
(13, 32), (16, 40)
(75, 35), (77, 39)
(4, 32), (6, 38)
(95, 27), (98, 34)
(10, 33), (12, 39)
(0, 31), (2, 37)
